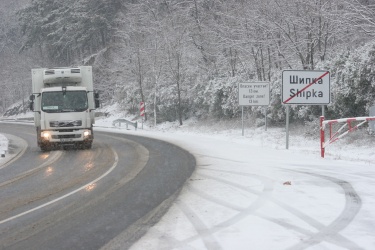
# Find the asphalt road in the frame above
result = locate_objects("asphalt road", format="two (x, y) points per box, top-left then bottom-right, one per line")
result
(0, 123), (195, 250)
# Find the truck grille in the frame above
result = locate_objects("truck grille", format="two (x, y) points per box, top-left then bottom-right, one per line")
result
(50, 120), (82, 127)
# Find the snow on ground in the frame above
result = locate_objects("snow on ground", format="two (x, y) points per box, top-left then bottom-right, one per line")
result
(2, 109), (375, 249)
(0, 133), (8, 158)
(94, 113), (375, 250)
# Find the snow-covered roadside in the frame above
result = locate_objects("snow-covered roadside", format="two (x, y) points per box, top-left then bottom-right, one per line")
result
(94, 116), (375, 250)
(0, 133), (8, 158)
(95, 113), (375, 164)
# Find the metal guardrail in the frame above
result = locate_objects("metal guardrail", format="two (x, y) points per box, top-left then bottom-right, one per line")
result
(112, 119), (138, 130)
(0, 117), (34, 123)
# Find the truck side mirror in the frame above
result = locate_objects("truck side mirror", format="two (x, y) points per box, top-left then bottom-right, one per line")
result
(94, 92), (100, 108)
(29, 95), (34, 111)
(29, 102), (34, 111)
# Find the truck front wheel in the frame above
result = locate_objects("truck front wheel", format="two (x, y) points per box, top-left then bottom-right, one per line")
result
(78, 141), (92, 150)
(40, 142), (51, 151)
(84, 142), (92, 149)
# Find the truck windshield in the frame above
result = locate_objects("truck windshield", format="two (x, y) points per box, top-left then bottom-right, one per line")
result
(42, 91), (88, 113)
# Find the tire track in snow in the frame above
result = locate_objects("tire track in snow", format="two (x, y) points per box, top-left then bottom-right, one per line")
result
(155, 171), (273, 249)
(176, 200), (224, 250)
(203, 168), (363, 249)
(286, 171), (363, 250)
(171, 168), (362, 250)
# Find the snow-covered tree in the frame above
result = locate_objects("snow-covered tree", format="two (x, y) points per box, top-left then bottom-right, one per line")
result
(326, 41), (375, 118)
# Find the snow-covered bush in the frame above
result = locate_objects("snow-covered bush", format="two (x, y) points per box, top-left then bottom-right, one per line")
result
(326, 41), (375, 118)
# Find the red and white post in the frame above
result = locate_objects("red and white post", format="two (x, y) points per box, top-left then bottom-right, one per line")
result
(140, 102), (145, 117)
(320, 116), (325, 158)
(140, 102), (145, 129)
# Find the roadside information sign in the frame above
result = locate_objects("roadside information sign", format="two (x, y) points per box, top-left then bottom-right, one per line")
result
(282, 70), (330, 105)
(238, 82), (270, 106)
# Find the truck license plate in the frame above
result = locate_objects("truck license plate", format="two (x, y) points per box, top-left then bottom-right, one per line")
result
(60, 138), (73, 142)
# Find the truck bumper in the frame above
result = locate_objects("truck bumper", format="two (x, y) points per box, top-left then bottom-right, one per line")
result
(38, 128), (93, 147)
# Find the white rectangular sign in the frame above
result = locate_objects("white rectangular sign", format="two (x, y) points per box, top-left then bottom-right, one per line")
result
(282, 70), (330, 105)
(238, 82), (270, 106)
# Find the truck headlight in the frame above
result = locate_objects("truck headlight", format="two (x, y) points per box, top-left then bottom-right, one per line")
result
(83, 130), (91, 137)
(41, 131), (51, 139)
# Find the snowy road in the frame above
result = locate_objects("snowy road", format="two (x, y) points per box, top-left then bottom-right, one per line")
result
(0, 123), (195, 249)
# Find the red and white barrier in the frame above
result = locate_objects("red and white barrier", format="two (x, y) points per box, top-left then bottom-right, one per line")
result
(320, 116), (375, 158)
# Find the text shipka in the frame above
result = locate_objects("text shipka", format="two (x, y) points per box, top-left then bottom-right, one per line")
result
(290, 88), (323, 99)
(289, 76), (323, 85)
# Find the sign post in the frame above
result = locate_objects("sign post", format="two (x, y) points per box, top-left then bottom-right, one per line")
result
(282, 70), (330, 149)
(140, 101), (145, 129)
(238, 82), (270, 135)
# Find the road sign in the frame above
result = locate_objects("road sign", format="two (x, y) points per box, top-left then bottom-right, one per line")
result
(238, 82), (270, 106)
(282, 70), (330, 105)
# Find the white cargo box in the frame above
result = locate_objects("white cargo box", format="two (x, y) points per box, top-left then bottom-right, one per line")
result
(32, 66), (93, 93)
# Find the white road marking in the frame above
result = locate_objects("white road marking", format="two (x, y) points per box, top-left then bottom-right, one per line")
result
(0, 147), (119, 225)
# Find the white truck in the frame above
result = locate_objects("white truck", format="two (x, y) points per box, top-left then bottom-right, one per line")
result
(29, 66), (99, 151)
